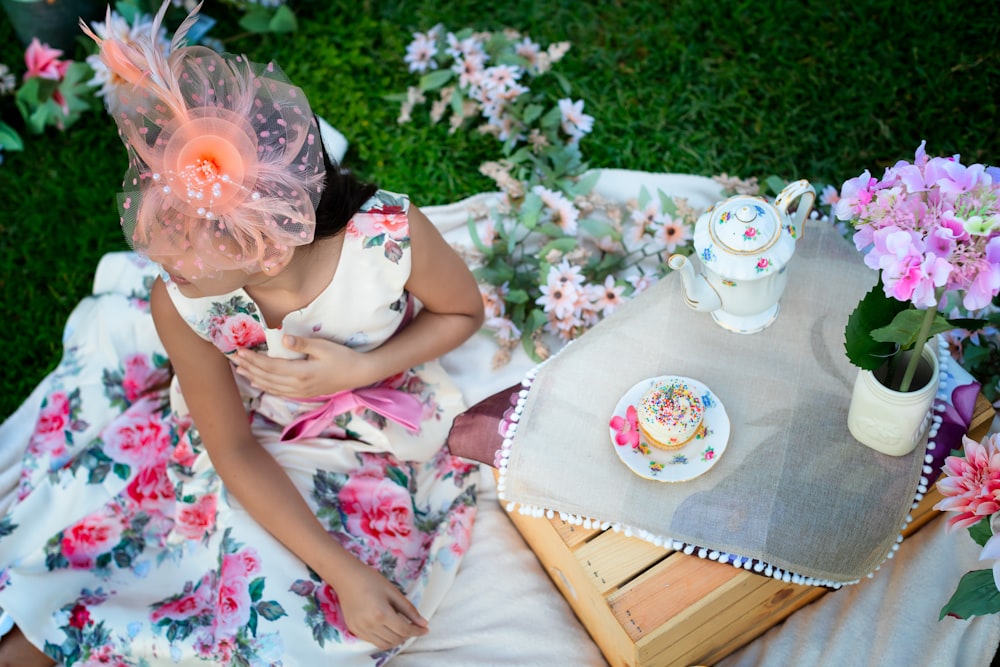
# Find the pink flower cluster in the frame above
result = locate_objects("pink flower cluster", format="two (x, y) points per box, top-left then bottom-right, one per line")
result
(835, 141), (1000, 310)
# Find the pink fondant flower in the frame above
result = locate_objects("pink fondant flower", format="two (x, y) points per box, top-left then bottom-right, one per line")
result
(610, 404), (640, 449)
(934, 433), (1000, 530)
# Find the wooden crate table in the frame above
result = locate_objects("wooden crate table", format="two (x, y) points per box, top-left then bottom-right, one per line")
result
(502, 394), (995, 667)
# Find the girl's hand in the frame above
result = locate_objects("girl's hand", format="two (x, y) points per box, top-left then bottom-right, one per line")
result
(233, 335), (372, 398)
(333, 563), (429, 650)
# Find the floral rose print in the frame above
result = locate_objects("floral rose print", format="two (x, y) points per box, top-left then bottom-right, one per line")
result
(59, 511), (127, 569)
(150, 530), (286, 664)
(210, 312), (266, 353)
(173, 493), (218, 541)
(345, 191), (412, 263)
(291, 574), (355, 647)
(104, 352), (171, 409)
(193, 296), (267, 355)
(338, 475), (420, 560)
(101, 401), (171, 468)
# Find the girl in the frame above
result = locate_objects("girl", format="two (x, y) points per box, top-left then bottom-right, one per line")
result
(0, 2), (483, 665)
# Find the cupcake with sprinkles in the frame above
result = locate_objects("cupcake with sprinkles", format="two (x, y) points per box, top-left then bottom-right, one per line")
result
(637, 379), (705, 450)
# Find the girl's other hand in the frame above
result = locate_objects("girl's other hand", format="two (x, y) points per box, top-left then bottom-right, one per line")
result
(233, 335), (371, 398)
(334, 563), (430, 650)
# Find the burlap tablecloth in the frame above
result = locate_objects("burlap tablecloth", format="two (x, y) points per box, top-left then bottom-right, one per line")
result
(500, 218), (927, 585)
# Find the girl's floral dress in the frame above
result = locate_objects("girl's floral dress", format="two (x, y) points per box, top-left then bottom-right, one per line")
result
(0, 191), (480, 666)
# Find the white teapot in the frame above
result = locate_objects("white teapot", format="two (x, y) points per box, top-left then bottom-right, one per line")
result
(668, 180), (815, 334)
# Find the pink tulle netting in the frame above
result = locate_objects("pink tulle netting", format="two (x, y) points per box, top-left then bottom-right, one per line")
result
(84, 2), (325, 277)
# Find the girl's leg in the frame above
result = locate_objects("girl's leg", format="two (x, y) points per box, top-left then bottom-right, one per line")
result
(0, 625), (55, 667)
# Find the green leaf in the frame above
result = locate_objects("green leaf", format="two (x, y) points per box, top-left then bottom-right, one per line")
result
(969, 516), (993, 548)
(962, 343), (994, 370)
(420, 69), (454, 92)
(476, 258), (515, 284)
(524, 308), (548, 334)
(637, 185), (652, 209)
(946, 317), (988, 334)
(519, 191), (544, 229)
(553, 71), (572, 96)
(268, 5), (298, 33)
(870, 309), (955, 348)
(465, 216), (491, 254)
(843, 280), (910, 370)
(506, 289), (530, 304)
(256, 600), (288, 621)
(578, 217), (618, 241)
(248, 576), (266, 602)
(521, 103), (544, 125)
(537, 222), (567, 237)
(764, 175), (787, 197)
(572, 169), (601, 196)
(539, 238), (579, 256)
(115, 1), (143, 25)
(238, 6), (274, 33)
(939, 569), (1000, 620)
(539, 105), (562, 131)
(0, 121), (23, 152)
(450, 85), (464, 117)
(386, 466), (408, 488)
(659, 190), (679, 216)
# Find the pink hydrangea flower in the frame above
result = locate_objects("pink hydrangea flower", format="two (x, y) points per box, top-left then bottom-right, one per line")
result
(837, 141), (1000, 311)
(933, 433), (1000, 531)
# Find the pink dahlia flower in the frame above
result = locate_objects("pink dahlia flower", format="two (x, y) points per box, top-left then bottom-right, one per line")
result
(934, 433), (1000, 530)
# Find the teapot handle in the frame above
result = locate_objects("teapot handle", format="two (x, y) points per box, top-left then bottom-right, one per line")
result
(774, 180), (816, 239)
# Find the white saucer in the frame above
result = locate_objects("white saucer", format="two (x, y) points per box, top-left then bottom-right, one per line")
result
(609, 375), (730, 482)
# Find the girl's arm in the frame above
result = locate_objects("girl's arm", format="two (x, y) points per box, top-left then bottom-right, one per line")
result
(150, 279), (429, 649)
(232, 204), (485, 397)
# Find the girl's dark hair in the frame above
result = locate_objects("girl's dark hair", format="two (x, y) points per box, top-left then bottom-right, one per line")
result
(314, 139), (378, 239)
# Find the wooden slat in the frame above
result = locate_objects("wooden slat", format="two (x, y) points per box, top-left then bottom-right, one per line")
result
(553, 517), (602, 549)
(689, 583), (827, 667)
(639, 572), (825, 667)
(504, 509), (641, 666)
(574, 530), (671, 595)
(608, 553), (742, 641)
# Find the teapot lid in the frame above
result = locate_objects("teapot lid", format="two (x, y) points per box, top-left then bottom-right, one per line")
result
(694, 195), (796, 280)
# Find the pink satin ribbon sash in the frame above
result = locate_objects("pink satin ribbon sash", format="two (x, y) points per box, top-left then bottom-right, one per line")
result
(280, 386), (423, 442)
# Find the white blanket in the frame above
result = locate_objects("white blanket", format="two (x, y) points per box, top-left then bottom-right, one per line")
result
(2, 170), (997, 666)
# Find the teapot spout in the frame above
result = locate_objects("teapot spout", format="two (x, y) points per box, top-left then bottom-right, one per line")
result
(668, 254), (721, 312)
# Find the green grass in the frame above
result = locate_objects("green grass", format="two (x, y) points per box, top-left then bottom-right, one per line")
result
(1, 0), (998, 418)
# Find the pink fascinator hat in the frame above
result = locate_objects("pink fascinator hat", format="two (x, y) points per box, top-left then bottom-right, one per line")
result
(82, 1), (325, 277)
